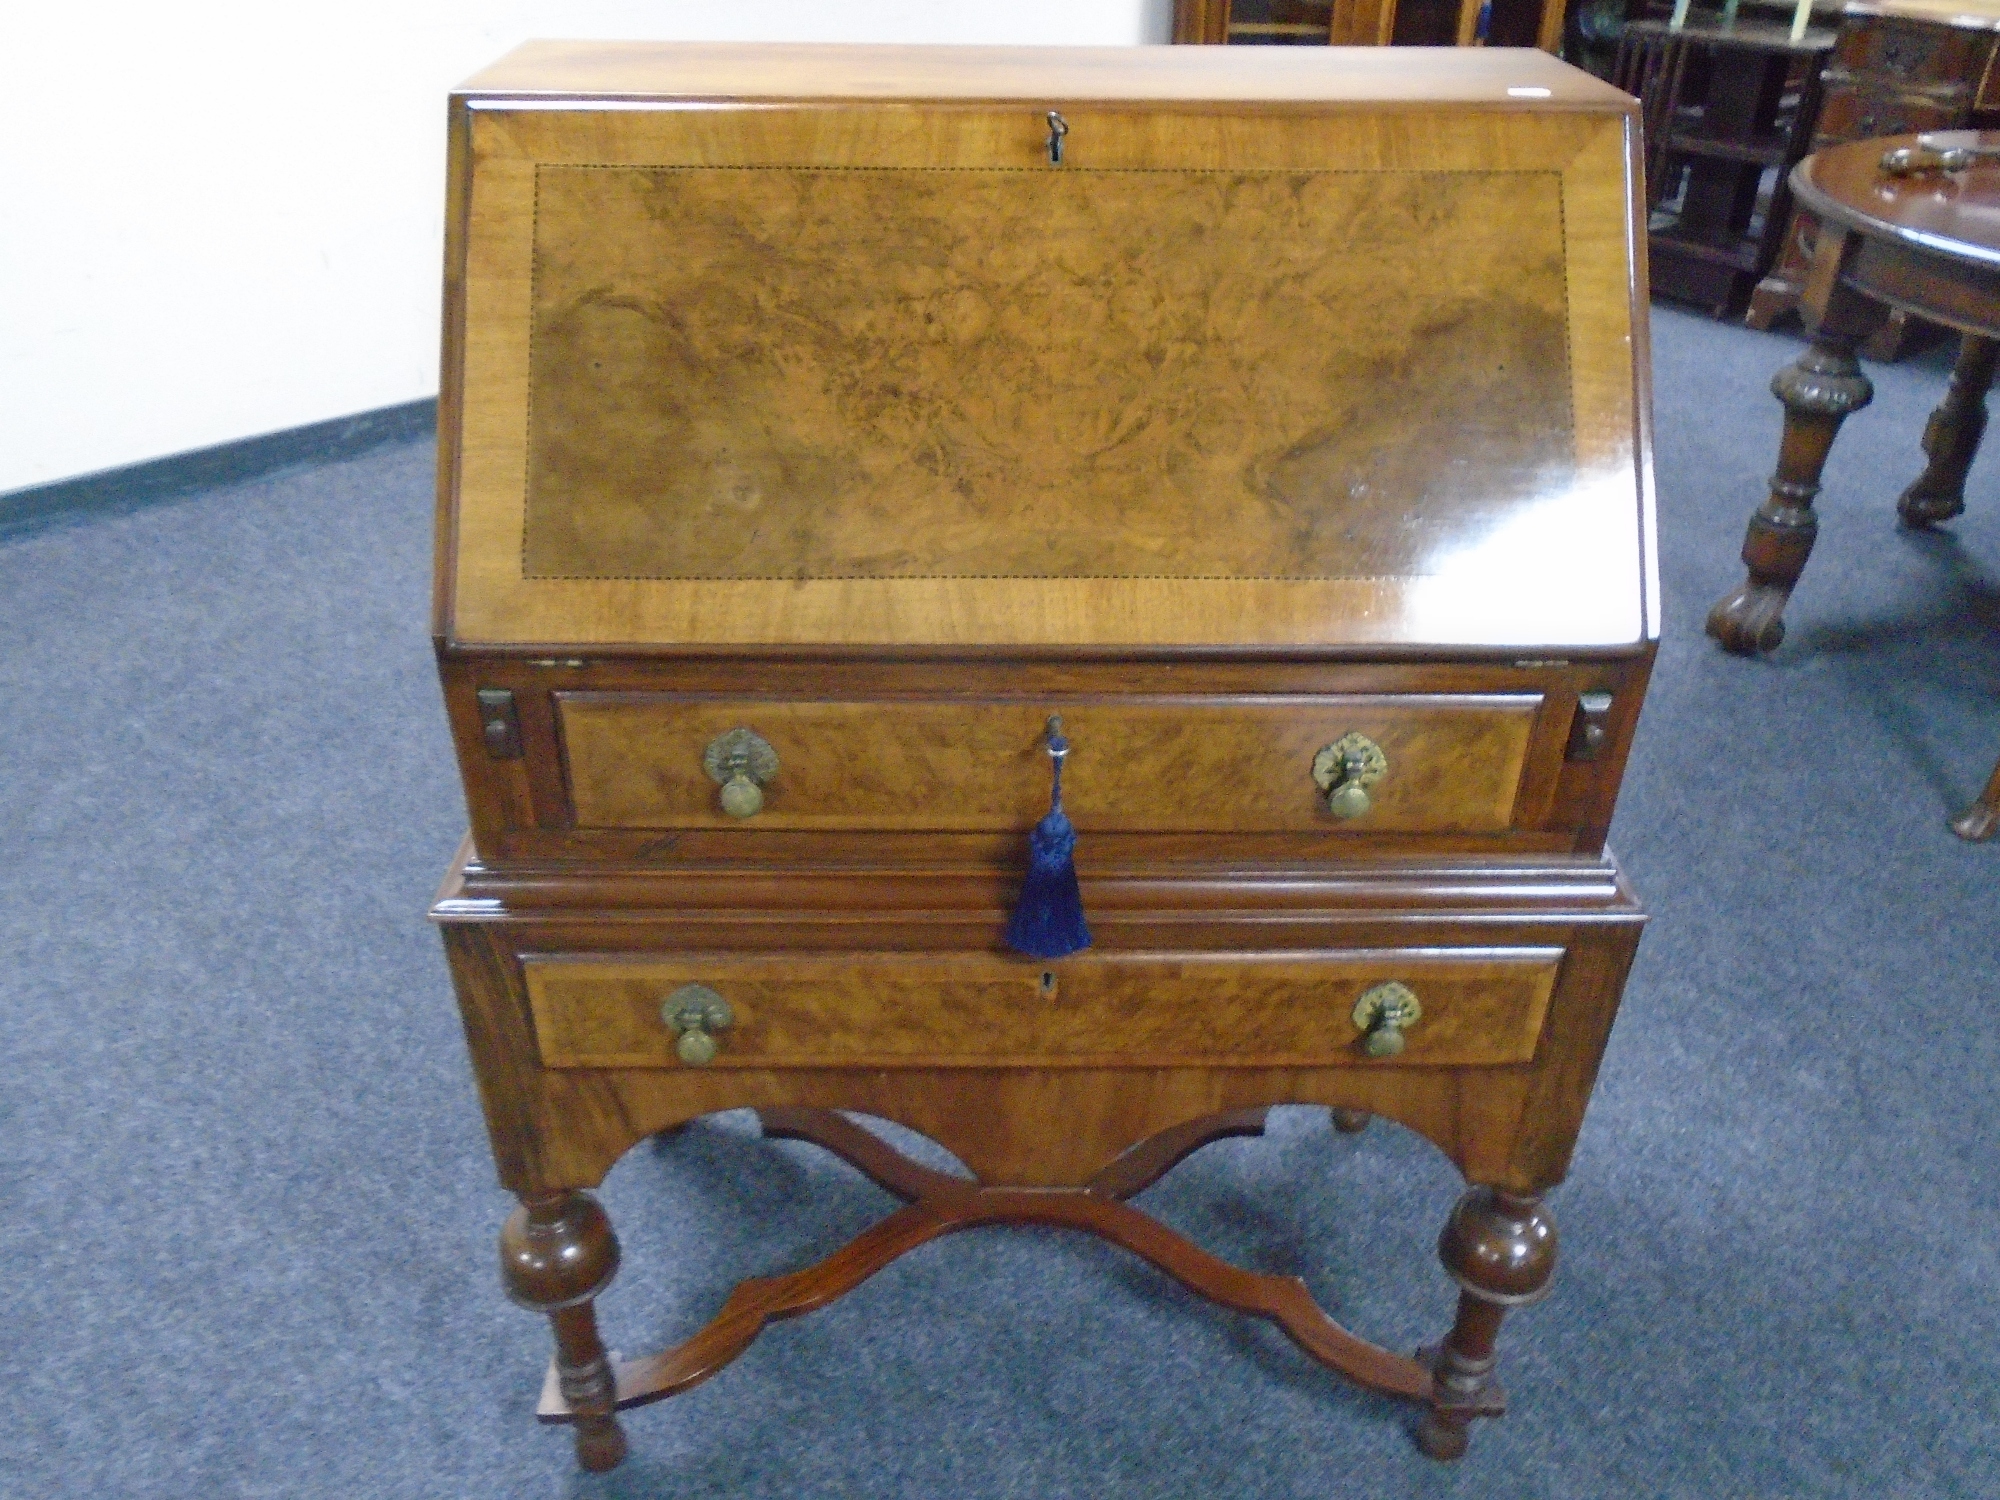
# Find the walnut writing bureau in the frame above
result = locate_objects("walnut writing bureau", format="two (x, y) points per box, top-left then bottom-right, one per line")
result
(428, 41), (1657, 1473)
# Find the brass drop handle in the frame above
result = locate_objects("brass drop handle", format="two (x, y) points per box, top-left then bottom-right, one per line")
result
(661, 983), (734, 1066)
(1352, 981), (1421, 1058)
(1312, 733), (1388, 820)
(703, 728), (779, 818)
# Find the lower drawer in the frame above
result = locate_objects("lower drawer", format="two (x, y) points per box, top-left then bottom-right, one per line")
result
(1814, 84), (1964, 145)
(522, 948), (1564, 1070)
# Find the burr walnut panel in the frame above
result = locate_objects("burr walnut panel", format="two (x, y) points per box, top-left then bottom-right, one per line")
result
(523, 165), (1572, 583)
(522, 948), (1565, 1069)
(442, 85), (1650, 648)
(556, 692), (1541, 833)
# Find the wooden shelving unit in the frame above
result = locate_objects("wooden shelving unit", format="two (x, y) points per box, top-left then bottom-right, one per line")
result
(1614, 15), (1836, 316)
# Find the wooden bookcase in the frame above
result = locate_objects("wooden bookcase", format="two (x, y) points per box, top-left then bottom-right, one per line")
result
(1613, 14), (1835, 316)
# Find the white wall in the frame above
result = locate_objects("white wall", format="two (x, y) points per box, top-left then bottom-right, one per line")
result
(0, 2), (1170, 492)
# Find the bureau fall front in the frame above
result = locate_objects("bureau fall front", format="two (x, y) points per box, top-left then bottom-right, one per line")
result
(429, 41), (1656, 1473)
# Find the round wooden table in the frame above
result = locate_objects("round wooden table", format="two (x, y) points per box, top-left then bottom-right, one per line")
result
(1706, 130), (2000, 840)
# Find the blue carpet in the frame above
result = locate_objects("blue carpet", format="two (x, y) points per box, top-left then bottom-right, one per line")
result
(1, 305), (1996, 1497)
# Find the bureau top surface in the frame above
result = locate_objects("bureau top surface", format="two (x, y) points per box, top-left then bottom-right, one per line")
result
(458, 41), (1634, 106)
(438, 43), (1656, 654)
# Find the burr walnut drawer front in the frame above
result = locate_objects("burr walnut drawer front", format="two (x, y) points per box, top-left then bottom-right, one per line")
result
(521, 949), (1565, 1070)
(556, 694), (1543, 834)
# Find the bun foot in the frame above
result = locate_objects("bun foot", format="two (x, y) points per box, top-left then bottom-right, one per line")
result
(1706, 584), (1789, 655)
(1413, 1405), (1471, 1461)
(1330, 1108), (1371, 1135)
(576, 1415), (629, 1472)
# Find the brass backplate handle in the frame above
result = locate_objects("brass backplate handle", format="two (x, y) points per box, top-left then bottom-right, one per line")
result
(661, 983), (735, 1066)
(703, 728), (780, 818)
(1312, 733), (1388, 819)
(1351, 980), (1421, 1058)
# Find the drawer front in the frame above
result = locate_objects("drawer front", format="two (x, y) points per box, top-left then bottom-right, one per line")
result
(1833, 18), (1990, 88)
(1814, 84), (1964, 146)
(523, 948), (1564, 1069)
(558, 693), (1541, 834)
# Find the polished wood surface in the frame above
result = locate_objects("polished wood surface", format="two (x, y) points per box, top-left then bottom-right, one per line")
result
(525, 165), (1570, 585)
(430, 43), (1657, 1473)
(523, 948), (1563, 1069)
(459, 40), (1624, 102)
(1711, 132), (2000, 838)
(558, 693), (1541, 834)
(1792, 134), (2000, 269)
(440, 46), (1651, 650)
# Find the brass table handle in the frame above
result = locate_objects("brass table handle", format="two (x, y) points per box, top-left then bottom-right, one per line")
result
(1312, 733), (1388, 820)
(1352, 981), (1421, 1058)
(1879, 137), (2000, 177)
(661, 983), (734, 1066)
(703, 728), (779, 818)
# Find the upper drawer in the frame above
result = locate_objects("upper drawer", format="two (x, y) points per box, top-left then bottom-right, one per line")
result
(523, 947), (1565, 1070)
(558, 693), (1541, 834)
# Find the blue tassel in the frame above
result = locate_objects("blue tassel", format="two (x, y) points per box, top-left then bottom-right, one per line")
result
(1005, 717), (1092, 960)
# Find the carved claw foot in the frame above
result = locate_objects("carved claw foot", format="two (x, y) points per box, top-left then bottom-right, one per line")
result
(502, 1190), (628, 1472)
(1897, 487), (1968, 528)
(1414, 1187), (1556, 1461)
(1711, 328), (1878, 659)
(1705, 582), (1793, 655)
(1898, 335), (1996, 530)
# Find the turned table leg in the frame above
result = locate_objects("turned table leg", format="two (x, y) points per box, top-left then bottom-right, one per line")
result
(1415, 1187), (1557, 1461)
(1899, 333), (2000, 526)
(501, 1190), (628, 1472)
(1707, 333), (1876, 654)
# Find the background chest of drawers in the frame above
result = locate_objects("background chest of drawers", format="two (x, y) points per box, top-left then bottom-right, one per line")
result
(429, 41), (1657, 1474)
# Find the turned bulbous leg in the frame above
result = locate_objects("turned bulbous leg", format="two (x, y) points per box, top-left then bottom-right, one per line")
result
(1414, 1187), (1557, 1461)
(501, 1190), (627, 1472)
(1707, 337), (1875, 655)
(1899, 335), (1998, 528)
